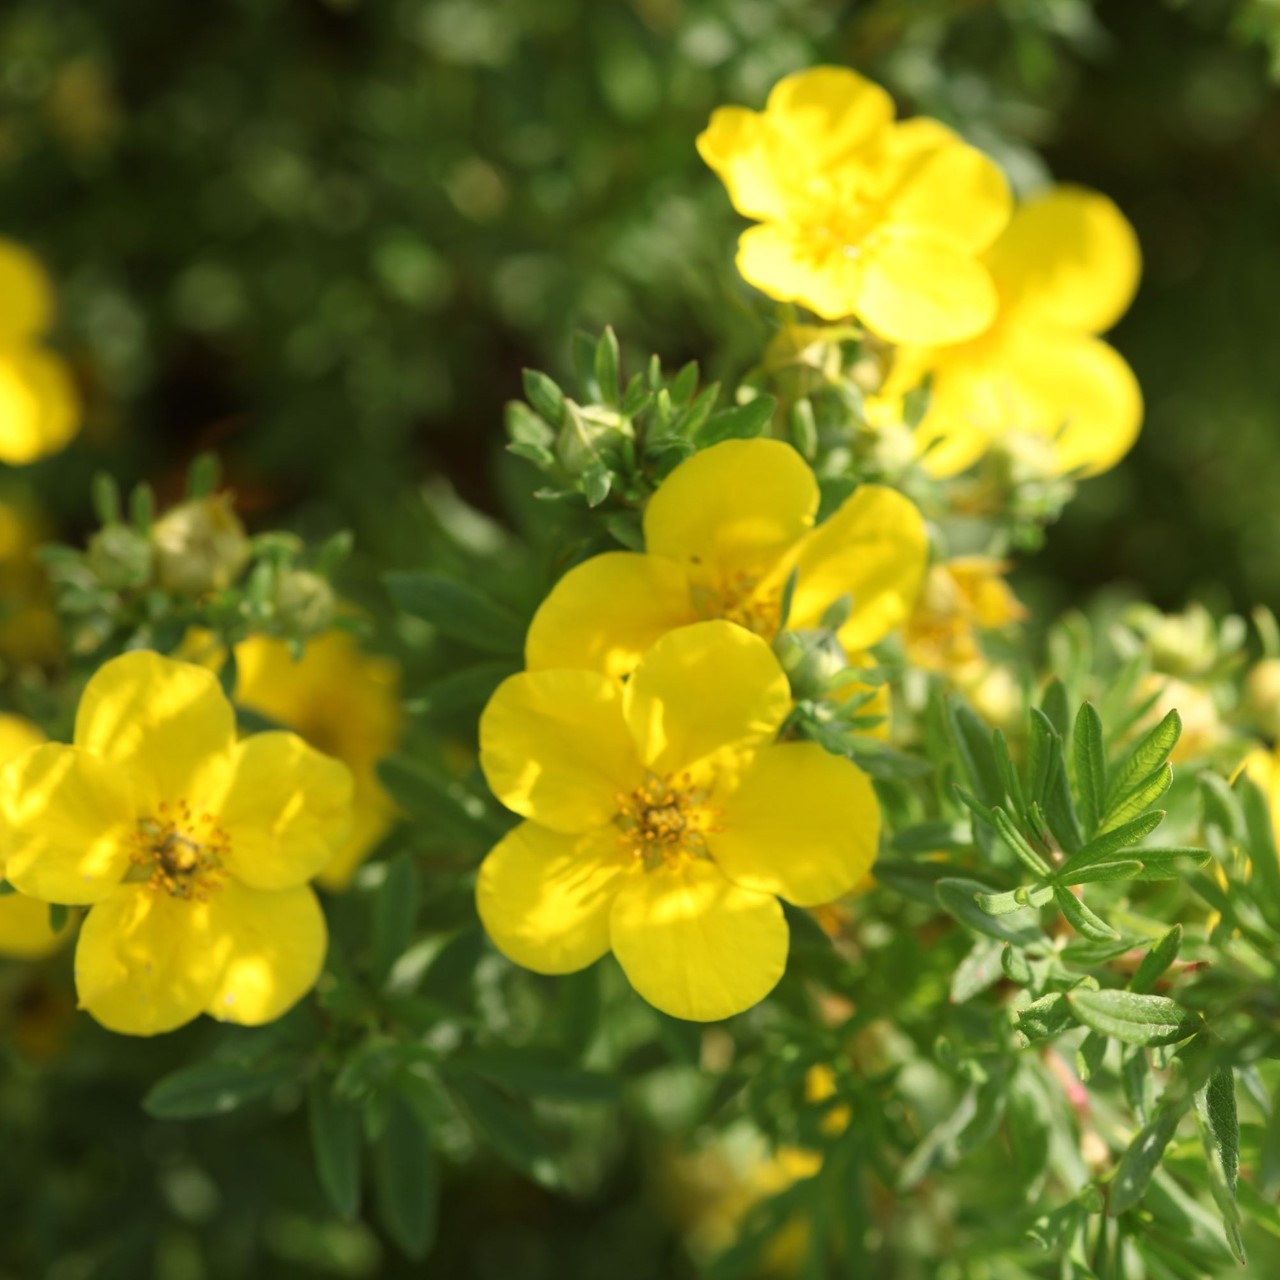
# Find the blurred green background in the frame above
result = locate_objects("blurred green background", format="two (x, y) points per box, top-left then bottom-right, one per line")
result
(3, 0), (1280, 1276)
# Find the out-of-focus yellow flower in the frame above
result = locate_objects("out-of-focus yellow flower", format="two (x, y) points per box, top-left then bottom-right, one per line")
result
(234, 631), (402, 890)
(1136, 673), (1224, 764)
(698, 67), (1011, 345)
(806, 1063), (852, 1136)
(527, 438), (927, 682)
(478, 621), (879, 1021)
(0, 238), (81, 465)
(881, 186), (1142, 477)
(0, 714), (73, 959)
(0, 501), (61, 666)
(905, 557), (1025, 676)
(1244, 659), (1280, 740)
(150, 494), (250, 596)
(0, 651), (353, 1035)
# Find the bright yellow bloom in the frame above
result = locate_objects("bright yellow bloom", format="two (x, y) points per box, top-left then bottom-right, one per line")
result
(477, 620), (879, 1022)
(234, 631), (402, 889)
(526, 437), (927, 683)
(0, 714), (73, 959)
(0, 651), (353, 1035)
(904, 557), (1025, 677)
(883, 186), (1142, 477)
(0, 238), (81, 465)
(698, 67), (1011, 345)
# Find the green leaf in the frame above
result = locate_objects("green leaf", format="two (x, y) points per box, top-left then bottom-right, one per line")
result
(975, 883), (1053, 916)
(1041, 679), (1072, 739)
(385, 571), (524, 654)
(48, 903), (69, 933)
(581, 459), (612, 507)
(593, 327), (620, 407)
(308, 1082), (363, 1219)
(1077, 1031), (1108, 1082)
(377, 756), (500, 849)
(375, 1094), (438, 1259)
(1109, 1094), (1192, 1215)
(692, 394), (777, 446)
(991, 806), (1054, 878)
(1235, 774), (1280, 933)
(1201, 772), (1245, 842)
(949, 699), (1004, 807)
(951, 938), (1005, 1004)
(448, 1074), (561, 1186)
(1073, 702), (1106, 838)
(1065, 859), (1144, 884)
(1100, 764), (1172, 834)
(1055, 810), (1165, 879)
(936, 877), (1043, 944)
(373, 857), (420, 987)
(1068, 989), (1201, 1046)
(522, 369), (565, 427)
(452, 1049), (619, 1104)
(992, 730), (1026, 820)
(1104, 709), (1180, 815)
(1195, 1067), (1245, 1263)
(1053, 885), (1118, 941)
(670, 360), (699, 404)
(143, 1060), (294, 1120)
(1131, 925), (1182, 993)
(1015, 993), (1078, 1042)
(1126, 847), (1213, 880)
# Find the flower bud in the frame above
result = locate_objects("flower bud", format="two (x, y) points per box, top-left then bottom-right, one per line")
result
(773, 628), (849, 702)
(87, 523), (153, 591)
(1245, 658), (1280, 740)
(150, 494), (249, 596)
(272, 570), (336, 637)
(554, 401), (626, 477)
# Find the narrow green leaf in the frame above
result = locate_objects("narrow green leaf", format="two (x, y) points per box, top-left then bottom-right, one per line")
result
(951, 938), (1006, 1004)
(1235, 774), (1280, 933)
(1195, 1068), (1244, 1263)
(1101, 764), (1172, 834)
(1015, 993), (1078, 1042)
(1109, 1094), (1192, 1214)
(1105, 709), (1180, 814)
(143, 1060), (293, 1120)
(1065, 859), (1144, 885)
(1073, 702), (1107, 838)
(1068, 989), (1200, 1046)
(1077, 1031), (1108, 1082)
(1056, 810), (1164, 879)
(375, 1094), (438, 1259)
(991, 806), (1054, 878)
(581, 459), (612, 507)
(373, 857), (420, 987)
(449, 1074), (560, 1187)
(693, 394), (776, 446)
(992, 729), (1026, 819)
(1041, 679), (1072, 739)
(385, 571), (524, 654)
(593, 326), (620, 407)
(522, 369), (566, 427)
(1126, 847), (1212, 880)
(1200, 772), (1245, 842)
(452, 1049), (620, 1104)
(308, 1082), (363, 1219)
(670, 359), (699, 404)
(976, 883), (1053, 916)
(1131, 925), (1182, 994)
(936, 877), (1043, 944)
(949, 699), (1004, 807)
(1054, 885), (1118, 942)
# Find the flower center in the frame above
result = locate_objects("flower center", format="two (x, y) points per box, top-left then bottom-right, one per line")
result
(129, 799), (229, 900)
(615, 772), (721, 870)
(690, 571), (782, 638)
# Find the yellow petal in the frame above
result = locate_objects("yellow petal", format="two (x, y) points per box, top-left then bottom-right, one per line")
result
(218, 733), (354, 890)
(74, 650), (237, 814)
(781, 485), (928, 650)
(714, 742), (880, 906)
(479, 670), (641, 833)
(75, 885), (226, 1035)
(986, 185), (1140, 334)
(643, 438), (818, 581)
(0, 239), (54, 341)
(525, 551), (698, 679)
(696, 107), (792, 222)
(609, 857), (788, 1021)
(477, 821), (632, 974)
(735, 222), (861, 320)
(315, 777), (398, 892)
(764, 67), (894, 162)
(885, 133), (1011, 253)
(912, 359), (992, 477)
(0, 892), (73, 959)
(856, 236), (999, 346)
(2, 744), (135, 904)
(0, 346), (81, 465)
(623, 621), (791, 776)
(204, 880), (327, 1025)
(0, 712), (45, 762)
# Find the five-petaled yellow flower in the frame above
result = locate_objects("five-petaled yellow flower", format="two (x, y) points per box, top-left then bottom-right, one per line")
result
(0, 651), (353, 1035)
(526, 437), (927, 683)
(0, 713), (74, 959)
(477, 620), (880, 1022)
(0, 237), (81, 465)
(882, 185), (1142, 477)
(698, 67), (1011, 345)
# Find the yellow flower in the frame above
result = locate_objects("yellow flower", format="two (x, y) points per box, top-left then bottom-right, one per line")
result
(0, 237), (81, 465)
(698, 67), (1011, 344)
(0, 713), (73, 959)
(234, 631), (402, 890)
(526, 437), (927, 684)
(883, 186), (1142, 477)
(477, 620), (880, 1021)
(0, 500), (61, 666)
(904, 556), (1026, 677)
(0, 651), (353, 1035)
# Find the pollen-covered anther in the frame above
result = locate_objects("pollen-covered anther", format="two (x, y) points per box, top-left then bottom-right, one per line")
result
(691, 571), (782, 639)
(615, 771), (719, 869)
(129, 801), (230, 901)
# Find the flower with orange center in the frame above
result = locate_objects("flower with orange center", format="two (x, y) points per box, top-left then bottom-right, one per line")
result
(477, 620), (879, 1021)
(0, 651), (353, 1035)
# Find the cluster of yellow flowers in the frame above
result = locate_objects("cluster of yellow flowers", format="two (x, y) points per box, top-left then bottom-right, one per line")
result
(0, 238), (81, 465)
(699, 67), (1142, 480)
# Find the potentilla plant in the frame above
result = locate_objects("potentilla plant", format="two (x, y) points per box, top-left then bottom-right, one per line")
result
(4, 65), (1280, 1280)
